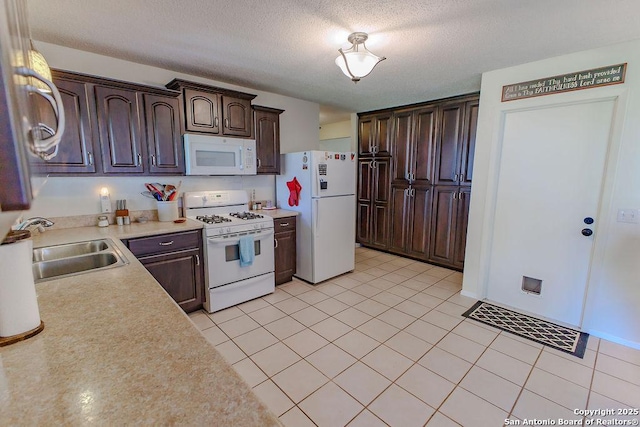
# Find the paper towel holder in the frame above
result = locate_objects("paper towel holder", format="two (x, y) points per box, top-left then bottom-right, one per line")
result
(0, 230), (45, 347)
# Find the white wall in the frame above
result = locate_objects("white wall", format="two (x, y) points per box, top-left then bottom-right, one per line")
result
(319, 120), (350, 140)
(21, 42), (320, 217)
(463, 39), (640, 347)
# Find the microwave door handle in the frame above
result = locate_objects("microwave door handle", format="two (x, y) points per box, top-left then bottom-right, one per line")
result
(238, 147), (243, 170)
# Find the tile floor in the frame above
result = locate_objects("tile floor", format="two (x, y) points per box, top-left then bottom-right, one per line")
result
(189, 247), (640, 427)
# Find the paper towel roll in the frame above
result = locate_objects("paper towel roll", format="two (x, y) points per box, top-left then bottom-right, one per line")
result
(0, 232), (41, 337)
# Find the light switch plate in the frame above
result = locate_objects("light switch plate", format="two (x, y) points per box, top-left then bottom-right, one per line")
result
(617, 208), (639, 223)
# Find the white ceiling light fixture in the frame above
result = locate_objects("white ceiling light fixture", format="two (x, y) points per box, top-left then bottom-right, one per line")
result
(335, 32), (386, 83)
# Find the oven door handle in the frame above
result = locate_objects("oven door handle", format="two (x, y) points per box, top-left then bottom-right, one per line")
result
(207, 229), (274, 246)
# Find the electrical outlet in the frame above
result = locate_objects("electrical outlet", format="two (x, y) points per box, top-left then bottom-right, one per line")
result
(617, 208), (639, 223)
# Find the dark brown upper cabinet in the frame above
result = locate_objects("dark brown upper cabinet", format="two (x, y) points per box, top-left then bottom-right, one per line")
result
(29, 74), (96, 174)
(166, 79), (256, 138)
(433, 99), (478, 186)
(391, 106), (436, 186)
(358, 111), (393, 157)
(95, 85), (144, 174)
(143, 94), (184, 175)
(460, 100), (479, 186)
(183, 89), (220, 134)
(253, 105), (284, 175)
(32, 70), (183, 176)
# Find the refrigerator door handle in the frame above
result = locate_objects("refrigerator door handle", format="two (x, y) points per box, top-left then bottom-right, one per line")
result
(314, 199), (320, 237)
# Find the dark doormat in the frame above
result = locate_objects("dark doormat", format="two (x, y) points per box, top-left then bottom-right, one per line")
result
(462, 301), (589, 358)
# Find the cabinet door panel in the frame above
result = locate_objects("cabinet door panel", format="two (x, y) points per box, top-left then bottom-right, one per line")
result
(255, 108), (281, 174)
(358, 160), (372, 203)
(95, 86), (143, 173)
(358, 116), (374, 156)
(357, 202), (371, 245)
(375, 112), (393, 156)
(434, 103), (464, 185)
(389, 185), (410, 253)
(373, 159), (390, 203)
(371, 204), (388, 250)
(429, 186), (456, 264)
(144, 94), (183, 174)
(139, 248), (203, 313)
(222, 97), (251, 137)
(30, 78), (95, 173)
(412, 107), (436, 184)
(408, 185), (432, 259)
(461, 100), (479, 186)
(185, 89), (219, 134)
(391, 110), (412, 183)
(453, 188), (471, 268)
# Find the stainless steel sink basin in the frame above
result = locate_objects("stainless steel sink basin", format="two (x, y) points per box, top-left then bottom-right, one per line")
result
(33, 239), (109, 262)
(32, 238), (128, 282)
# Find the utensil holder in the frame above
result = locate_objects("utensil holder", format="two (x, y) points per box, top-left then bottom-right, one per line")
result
(157, 201), (179, 222)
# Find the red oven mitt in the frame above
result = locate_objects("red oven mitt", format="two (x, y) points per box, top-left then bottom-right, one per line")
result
(286, 177), (302, 206)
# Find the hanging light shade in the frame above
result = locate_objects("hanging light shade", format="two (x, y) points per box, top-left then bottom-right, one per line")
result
(335, 32), (385, 83)
(28, 41), (53, 92)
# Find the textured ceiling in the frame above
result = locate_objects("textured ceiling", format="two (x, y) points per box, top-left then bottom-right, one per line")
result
(28, 0), (640, 123)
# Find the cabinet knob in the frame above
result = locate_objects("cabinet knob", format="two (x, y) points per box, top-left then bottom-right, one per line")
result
(150, 154), (156, 166)
(159, 241), (174, 246)
(88, 152), (94, 165)
(195, 254), (200, 265)
(274, 238), (278, 248)
(137, 153), (142, 166)
(257, 158), (261, 168)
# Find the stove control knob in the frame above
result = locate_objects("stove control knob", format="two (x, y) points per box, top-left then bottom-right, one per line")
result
(253, 224), (259, 229)
(227, 227), (231, 233)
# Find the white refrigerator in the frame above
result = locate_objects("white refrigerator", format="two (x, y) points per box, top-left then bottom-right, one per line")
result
(276, 151), (357, 284)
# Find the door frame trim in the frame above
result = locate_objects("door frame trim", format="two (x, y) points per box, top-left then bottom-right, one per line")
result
(475, 87), (629, 328)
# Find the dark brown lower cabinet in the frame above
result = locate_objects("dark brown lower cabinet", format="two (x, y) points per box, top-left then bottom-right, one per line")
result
(274, 217), (296, 285)
(429, 186), (470, 269)
(124, 230), (205, 313)
(389, 184), (432, 260)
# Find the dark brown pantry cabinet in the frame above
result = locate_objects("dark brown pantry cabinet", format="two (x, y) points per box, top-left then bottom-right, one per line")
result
(253, 105), (284, 174)
(274, 216), (296, 285)
(357, 158), (391, 250)
(357, 93), (479, 270)
(166, 79), (256, 138)
(123, 229), (205, 313)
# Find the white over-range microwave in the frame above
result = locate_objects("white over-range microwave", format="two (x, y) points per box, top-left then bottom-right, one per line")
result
(183, 134), (257, 176)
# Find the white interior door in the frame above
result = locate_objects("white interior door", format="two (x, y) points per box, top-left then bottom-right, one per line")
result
(487, 99), (615, 326)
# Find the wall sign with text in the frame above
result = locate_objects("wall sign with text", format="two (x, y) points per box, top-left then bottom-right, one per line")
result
(501, 63), (627, 102)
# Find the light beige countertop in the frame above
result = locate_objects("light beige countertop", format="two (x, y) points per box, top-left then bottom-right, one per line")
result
(0, 221), (280, 426)
(259, 209), (299, 219)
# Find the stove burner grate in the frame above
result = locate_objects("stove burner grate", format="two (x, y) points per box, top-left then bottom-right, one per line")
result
(229, 211), (264, 220)
(196, 215), (232, 224)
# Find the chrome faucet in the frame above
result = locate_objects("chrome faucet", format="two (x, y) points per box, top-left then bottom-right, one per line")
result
(15, 217), (55, 232)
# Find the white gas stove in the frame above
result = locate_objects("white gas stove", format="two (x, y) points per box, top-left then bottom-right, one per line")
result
(184, 190), (275, 313)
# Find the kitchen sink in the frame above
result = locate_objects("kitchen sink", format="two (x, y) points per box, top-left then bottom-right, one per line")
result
(32, 239), (128, 282)
(33, 239), (109, 262)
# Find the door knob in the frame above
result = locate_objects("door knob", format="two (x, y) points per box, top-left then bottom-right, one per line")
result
(581, 228), (593, 237)
(584, 217), (594, 224)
